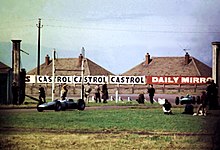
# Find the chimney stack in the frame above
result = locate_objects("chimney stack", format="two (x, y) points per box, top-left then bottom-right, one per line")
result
(11, 40), (22, 84)
(145, 53), (151, 65)
(185, 52), (190, 65)
(78, 54), (83, 67)
(45, 54), (50, 65)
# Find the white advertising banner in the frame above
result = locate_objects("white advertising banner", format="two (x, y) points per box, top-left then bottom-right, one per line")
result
(109, 75), (146, 84)
(25, 75), (36, 83)
(25, 75), (108, 84)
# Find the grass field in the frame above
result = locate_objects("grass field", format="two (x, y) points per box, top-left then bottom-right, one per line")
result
(1, 102), (219, 150)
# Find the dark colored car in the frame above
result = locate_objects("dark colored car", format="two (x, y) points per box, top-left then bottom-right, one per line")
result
(37, 99), (85, 112)
(175, 95), (196, 105)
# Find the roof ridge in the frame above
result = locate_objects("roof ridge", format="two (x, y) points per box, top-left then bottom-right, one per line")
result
(191, 57), (201, 76)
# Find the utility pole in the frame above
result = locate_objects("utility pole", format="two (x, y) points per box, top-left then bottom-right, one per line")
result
(81, 47), (85, 100)
(36, 18), (43, 75)
(52, 49), (56, 101)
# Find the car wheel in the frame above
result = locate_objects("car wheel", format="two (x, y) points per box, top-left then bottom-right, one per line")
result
(180, 101), (184, 105)
(175, 97), (179, 105)
(37, 104), (43, 112)
(55, 101), (62, 111)
(77, 99), (85, 110)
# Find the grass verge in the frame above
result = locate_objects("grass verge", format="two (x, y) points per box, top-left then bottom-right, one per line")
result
(0, 107), (219, 149)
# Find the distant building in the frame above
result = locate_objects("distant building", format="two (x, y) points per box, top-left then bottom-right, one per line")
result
(26, 54), (114, 98)
(27, 54), (113, 76)
(0, 62), (12, 104)
(123, 52), (211, 77)
(122, 52), (212, 94)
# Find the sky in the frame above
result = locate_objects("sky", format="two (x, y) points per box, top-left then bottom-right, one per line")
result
(0, 0), (220, 74)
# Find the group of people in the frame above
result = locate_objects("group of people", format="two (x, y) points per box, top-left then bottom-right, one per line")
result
(137, 84), (155, 104)
(18, 78), (218, 114)
(84, 82), (109, 103)
(37, 82), (109, 103)
(192, 79), (218, 116)
(137, 80), (218, 116)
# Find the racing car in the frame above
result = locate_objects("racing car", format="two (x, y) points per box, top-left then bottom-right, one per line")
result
(37, 98), (85, 112)
(175, 94), (196, 105)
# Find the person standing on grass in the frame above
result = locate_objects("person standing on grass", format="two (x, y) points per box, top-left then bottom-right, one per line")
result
(206, 79), (218, 110)
(85, 82), (92, 103)
(60, 84), (68, 100)
(102, 82), (109, 103)
(148, 84), (155, 104)
(94, 84), (101, 103)
(193, 91), (208, 116)
(39, 85), (46, 103)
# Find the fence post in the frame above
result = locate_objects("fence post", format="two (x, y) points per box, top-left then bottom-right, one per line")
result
(115, 90), (118, 103)
(132, 84), (134, 94)
(194, 84), (197, 93)
(178, 84), (181, 93)
(163, 84), (165, 93)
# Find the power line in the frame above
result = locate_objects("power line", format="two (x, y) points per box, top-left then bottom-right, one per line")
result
(43, 24), (220, 34)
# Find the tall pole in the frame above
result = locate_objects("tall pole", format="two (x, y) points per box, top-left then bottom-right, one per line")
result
(52, 49), (56, 101)
(81, 47), (85, 100)
(36, 18), (43, 75)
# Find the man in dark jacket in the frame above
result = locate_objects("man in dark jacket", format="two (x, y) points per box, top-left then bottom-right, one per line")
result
(206, 80), (218, 110)
(102, 82), (109, 103)
(148, 84), (155, 104)
(39, 85), (46, 103)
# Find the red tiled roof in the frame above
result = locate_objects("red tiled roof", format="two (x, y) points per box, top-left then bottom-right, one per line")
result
(27, 57), (114, 76)
(122, 56), (212, 76)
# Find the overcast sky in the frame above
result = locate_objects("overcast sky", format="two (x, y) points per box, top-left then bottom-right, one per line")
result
(0, 0), (220, 74)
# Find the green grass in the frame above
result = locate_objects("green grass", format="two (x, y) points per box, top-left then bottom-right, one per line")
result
(1, 107), (218, 149)
(0, 108), (209, 133)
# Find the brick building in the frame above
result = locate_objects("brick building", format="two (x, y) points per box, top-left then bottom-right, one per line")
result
(122, 52), (212, 94)
(26, 54), (114, 98)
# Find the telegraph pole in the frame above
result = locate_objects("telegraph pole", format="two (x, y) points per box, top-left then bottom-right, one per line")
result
(52, 49), (56, 101)
(36, 18), (43, 75)
(81, 47), (85, 100)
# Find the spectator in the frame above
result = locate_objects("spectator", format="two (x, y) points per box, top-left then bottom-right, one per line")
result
(148, 84), (155, 104)
(162, 99), (173, 115)
(206, 79), (218, 110)
(102, 82), (109, 103)
(136, 92), (145, 104)
(39, 85), (46, 103)
(182, 103), (194, 115)
(194, 91), (208, 116)
(60, 84), (68, 100)
(94, 84), (101, 103)
(12, 82), (18, 105)
(85, 83), (92, 103)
